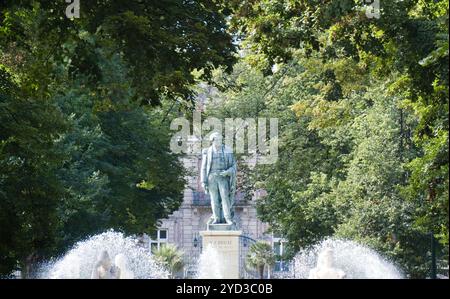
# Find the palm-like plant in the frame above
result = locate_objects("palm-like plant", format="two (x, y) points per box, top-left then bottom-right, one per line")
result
(246, 241), (275, 279)
(153, 244), (184, 278)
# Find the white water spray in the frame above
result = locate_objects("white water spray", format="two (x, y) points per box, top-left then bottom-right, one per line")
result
(39, 231), (168, 279)
(195, 245), (224, 279)
(292, 239), (403, 279)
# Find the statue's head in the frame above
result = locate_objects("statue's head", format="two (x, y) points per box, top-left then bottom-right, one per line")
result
(98, 250), (112, 269)
(317, 248), (334, 269)
(209, 132), (223, 147)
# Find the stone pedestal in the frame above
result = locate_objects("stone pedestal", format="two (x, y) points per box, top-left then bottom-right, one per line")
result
(207, 223), (236, 231)
(200, 230), (242, 279)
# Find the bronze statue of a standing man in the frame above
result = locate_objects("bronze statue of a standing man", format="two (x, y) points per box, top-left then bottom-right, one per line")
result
(201, 132), (237, 225)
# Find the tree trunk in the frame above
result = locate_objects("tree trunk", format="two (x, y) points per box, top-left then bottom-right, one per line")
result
(259, 265), (264, 279)
(21, 252), (38, 279)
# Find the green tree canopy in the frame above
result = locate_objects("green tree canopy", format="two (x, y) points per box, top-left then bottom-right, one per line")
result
(1, 0), (237, 277)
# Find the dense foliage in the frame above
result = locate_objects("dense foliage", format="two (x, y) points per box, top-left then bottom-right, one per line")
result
(246, 241), (275, 279)
(0, 0), (447, 279)
(153, 244), (185, 278)
(206, 0), (448, 278)
(0, 0), (235, 277)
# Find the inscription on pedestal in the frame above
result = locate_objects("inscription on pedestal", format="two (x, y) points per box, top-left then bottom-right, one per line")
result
(206, 240), (232, 250)
(200, 230), (242, 279)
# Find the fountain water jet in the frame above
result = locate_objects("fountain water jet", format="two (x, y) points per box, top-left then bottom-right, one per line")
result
(308, 248), (346, 279)
(292, 238), (403, 279)
(90, 250), (120, 279)
(115, 253), (134, 279)
(195, 245), (224, 279)
(39, 230), (168, 279)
